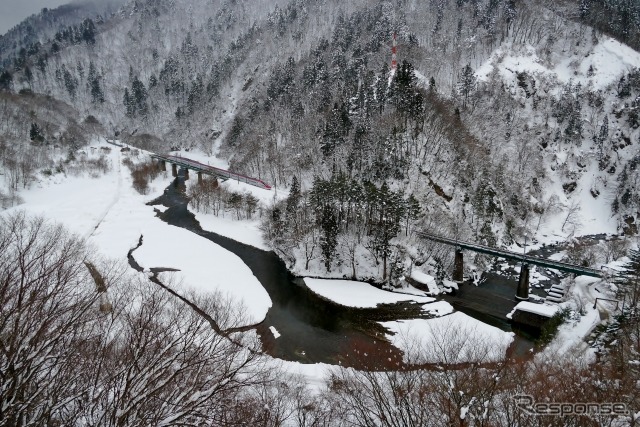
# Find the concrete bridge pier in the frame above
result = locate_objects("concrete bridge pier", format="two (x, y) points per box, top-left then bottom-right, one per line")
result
(159, 160), (166, 171)
(516, 263), (530, 301)
(184, 168), (189, 180)
(171, 163), (177, 177)
(197, 171), (203, 185)
(453, 248), (464, 283)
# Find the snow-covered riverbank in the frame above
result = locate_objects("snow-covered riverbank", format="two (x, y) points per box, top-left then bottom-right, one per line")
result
(187, 173), (527, 364)
(2, 141), (272, 326)
(3, 140), (604, 372)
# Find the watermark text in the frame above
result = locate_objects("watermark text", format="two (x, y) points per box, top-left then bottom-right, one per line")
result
(514, 394), (629, 417)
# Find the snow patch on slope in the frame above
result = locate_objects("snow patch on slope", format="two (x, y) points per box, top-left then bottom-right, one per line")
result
(476, 36), (640, 91)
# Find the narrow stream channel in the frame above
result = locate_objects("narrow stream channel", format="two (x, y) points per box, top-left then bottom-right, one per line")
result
(146, 173), (536, 368)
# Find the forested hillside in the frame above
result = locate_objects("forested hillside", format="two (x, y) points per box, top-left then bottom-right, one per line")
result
(1, 0), (639, 283)
(4, 1), (640, 425)
(0, 0), (126, 68)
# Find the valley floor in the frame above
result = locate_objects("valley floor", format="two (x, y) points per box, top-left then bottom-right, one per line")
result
(1, 139), (629, 383)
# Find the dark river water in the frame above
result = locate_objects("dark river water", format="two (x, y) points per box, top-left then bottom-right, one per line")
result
(147, 174), (536, 368)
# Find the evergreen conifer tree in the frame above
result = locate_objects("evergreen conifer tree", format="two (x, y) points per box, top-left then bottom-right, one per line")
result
(458, 63), (476, 108)
(320, 206), (338, 272)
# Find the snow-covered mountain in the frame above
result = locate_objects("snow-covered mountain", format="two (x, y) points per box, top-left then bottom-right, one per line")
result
(3, 2), (640, 425)
(0, 0), (126, 67)
(0, 0), (639, 281)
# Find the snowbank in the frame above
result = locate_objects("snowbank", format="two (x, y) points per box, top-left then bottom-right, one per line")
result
(442, 279), (459, 291)
(279, 360), (333, 392)
(132, 222), (271, 324)
(303, 278), (434, 308)
(395, 283), (431, 297)
(541, 305), (600, 363)
(538, 274), (608, 362)
(422, 301), (454, 317)
(409, 270), (440, 295)
(380, 312), (514, 363)
(506, 301), (559, 319)
(183, 158), (288, 250)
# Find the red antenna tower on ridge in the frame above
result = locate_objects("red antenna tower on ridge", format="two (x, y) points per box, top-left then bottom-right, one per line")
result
(391, 32), (398, 70)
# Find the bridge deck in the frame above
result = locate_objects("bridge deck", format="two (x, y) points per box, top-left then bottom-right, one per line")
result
(151, 154), (271, 190)
(417, 232), (602, 278)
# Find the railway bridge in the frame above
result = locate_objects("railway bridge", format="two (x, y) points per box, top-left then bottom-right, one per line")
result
(150, 153), (271, 190)
(416, 232), (603, 301)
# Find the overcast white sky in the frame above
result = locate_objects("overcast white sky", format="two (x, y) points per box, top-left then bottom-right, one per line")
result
(0, 0), (71, 36)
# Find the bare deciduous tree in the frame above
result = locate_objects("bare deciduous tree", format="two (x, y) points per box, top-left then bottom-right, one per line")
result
(0, 212), (100, 427)
(561, 200), (582, 236)
(0, 212), (295, 427)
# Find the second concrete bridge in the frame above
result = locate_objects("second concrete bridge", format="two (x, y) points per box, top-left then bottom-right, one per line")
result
(417, 232), (603, 301)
